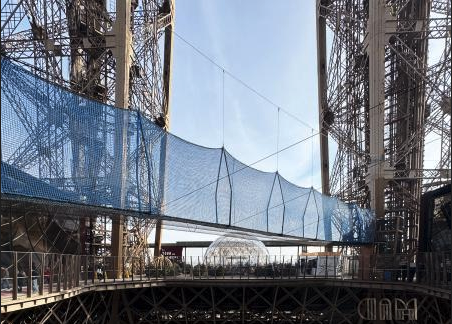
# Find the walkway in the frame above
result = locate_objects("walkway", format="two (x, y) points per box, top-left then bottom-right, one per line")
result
(1, 58), (374, 244)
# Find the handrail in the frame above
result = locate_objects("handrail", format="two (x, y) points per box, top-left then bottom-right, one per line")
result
(1, 251), (450, 302)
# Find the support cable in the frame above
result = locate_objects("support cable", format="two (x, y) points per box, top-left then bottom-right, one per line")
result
(277, 107), (280, 171)
(311, 128), (314, 187)
(231, 184), (341, 240)
(222, 69), (225, 147)
(172, 31), (431, 160)
(172, 30), (316, 131)
(161, 132), (319, 209)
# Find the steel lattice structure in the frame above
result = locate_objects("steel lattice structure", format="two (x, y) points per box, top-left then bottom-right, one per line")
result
(1, 0), (174, 262)
(2, 282), (450, 323)
(317, 0), (451, 256)
(1, 1), (451, 323)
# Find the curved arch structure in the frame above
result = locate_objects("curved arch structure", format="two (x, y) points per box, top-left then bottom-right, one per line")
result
(1, 59), (374, 244)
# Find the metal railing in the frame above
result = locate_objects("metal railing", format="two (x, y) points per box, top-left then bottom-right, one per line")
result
(1, 251), (450, 302)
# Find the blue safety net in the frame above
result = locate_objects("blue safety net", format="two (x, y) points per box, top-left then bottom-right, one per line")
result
(1, 59), (375, 243)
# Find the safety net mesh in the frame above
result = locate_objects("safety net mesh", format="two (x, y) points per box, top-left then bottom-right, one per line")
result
(1, 59), (374, 243)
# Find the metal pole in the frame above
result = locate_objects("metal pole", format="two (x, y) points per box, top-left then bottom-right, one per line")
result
(154, 220), (163, 257)
(316, 0), (330, 197)
(239, 256), (242, 280)
(289, 256), (292, 279)
(113, 256), (116, 283)
(296, 255), (299, 279)
(273, 256), (275, 280)
(183, 250), (186, 279)
(110, 0), (133, 279)
(84, 255), (88, 285)
(248, 255), (250, 280)
(27, 253), (32, 297)
(325, 255), (328, 279)
(50, 254), (54, 293)
(281, 256), (284, 279)
(131, 257), (134, 281)
(367, 0), (387, 244)
(122, 255), (125, 282)
(91, 255), (95, 284)
(304, 256), (307, 279)
(39, 253), (44, 295)
(12, 252), (17, 300)
(57, 255), (61, 292)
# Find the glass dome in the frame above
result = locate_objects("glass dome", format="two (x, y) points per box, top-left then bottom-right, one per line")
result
(204, 234), (270, 265)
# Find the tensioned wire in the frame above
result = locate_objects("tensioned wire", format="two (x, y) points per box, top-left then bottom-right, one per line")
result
(1, 67), (372, 243)
(172, 30), (435, 161)
(231, 186), (321, 227)
(160, 131), (320, 209)
(172, 30), (316, 132)
(0, 57), (426, 240)
(6, 35), (428, 166)
(173, 29), (316, 173)
(161, 182), (370, 241)
(158, 95), (429, 227)
(159, 83), (427, 212)
(170, 30), (417, 180)
(13, 130), (373, 240)
(277, 107), (280, 171)
(231, 183), (372, 238)
(160, 144), (389, 232)
(3, 56), (428, 215)
(222, 69), (225, 147)
(0, 56), (433, 245)
(172, 30), (440, 140)
(159, 130), (377, 239)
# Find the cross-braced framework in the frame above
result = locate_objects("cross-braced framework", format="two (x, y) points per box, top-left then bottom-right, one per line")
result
(1, 283), (450, 323)
(1, 0), (174, 260)
(317, 0), (451, 257)
(1, 0), (173, 117)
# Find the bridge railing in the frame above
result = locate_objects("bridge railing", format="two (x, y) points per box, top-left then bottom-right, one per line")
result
(1, 251), (450, 302)
(1, 58), (375, 243)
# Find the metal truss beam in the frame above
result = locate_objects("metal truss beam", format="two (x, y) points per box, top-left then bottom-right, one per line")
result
(2, 283), (450, 323)
(1, 0), (175, 266)
(316, 0), (451, 256)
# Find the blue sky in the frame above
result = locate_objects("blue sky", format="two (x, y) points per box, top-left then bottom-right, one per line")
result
(2, 1), (445, 254)
(0, 0), (324, 251)
(170, 0), (321, 185)
(163, 0), (323, 245)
